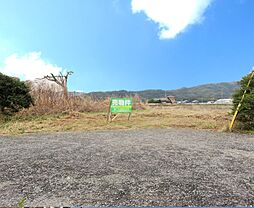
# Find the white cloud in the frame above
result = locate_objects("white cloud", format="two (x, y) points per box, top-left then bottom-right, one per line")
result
(131, 0), (213, 39)
(0, 52), (67, 80)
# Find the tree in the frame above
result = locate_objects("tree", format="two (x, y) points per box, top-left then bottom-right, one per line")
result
(232, 71), (254, 130)
(44, 71), (73, 99)
(0, 73), (33, 114)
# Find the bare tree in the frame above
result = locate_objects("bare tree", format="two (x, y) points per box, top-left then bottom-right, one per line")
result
(44, 71), (73, 99)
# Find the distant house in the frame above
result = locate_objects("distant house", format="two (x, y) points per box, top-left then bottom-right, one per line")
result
(214, 99), (233, 105)
(148, 96), (176, 105)
(180, 100), (189, 104)
(192, 100), (199, 104)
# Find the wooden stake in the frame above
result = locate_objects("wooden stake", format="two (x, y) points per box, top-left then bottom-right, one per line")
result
(111, 114), (119, 121)
(128, 113), (131, 121)
(107, 111), (111, 123)
(107, 100), (111, 123)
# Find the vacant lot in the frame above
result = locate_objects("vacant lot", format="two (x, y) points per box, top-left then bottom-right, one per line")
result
(0, 105), (232, 135)
(0, 128), (253, 206)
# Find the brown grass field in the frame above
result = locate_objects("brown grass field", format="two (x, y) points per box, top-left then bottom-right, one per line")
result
(0, 105), (232, 135)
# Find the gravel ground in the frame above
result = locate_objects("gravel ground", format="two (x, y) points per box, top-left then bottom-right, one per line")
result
(0, 128), (254, 206)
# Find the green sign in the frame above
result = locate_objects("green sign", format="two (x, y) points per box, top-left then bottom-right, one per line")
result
(110, 98), (132, 113)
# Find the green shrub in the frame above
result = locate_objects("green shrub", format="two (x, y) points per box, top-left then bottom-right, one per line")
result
(0, 73), (33, 114)
(232, 71), (254, 130)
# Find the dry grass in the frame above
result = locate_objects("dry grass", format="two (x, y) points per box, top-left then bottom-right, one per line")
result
(0, 105), (232, 135)
(22, 87), (109, 115)
(20, 87), (146, 115)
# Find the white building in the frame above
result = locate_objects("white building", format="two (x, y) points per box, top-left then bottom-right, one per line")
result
(214, 99), (233, 105)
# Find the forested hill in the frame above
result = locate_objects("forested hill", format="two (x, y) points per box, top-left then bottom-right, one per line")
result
(85, 82), (239, 101)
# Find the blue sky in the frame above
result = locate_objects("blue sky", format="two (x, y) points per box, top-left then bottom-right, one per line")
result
(0, 0), (253, 92)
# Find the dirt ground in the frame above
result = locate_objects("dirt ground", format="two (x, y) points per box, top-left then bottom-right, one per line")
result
(0, 128), (253, 206)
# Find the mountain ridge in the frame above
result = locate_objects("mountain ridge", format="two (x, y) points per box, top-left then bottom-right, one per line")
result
(84, 81), (239, 101)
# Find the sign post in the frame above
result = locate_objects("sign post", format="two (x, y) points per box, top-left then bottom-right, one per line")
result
(107, 98), (132, 122)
